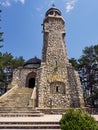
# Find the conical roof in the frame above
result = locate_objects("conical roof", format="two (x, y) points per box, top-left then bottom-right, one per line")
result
(23, 56), (41, 68)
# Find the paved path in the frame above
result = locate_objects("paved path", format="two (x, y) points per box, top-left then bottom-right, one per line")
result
(0, 114), (98, 122)
(0, 114), (98, 130)
(0, 114), (62, 122)
(92, 115), (98, 121)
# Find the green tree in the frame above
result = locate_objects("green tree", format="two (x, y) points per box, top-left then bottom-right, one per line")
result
(70, 45), (98, 107)
(0, 8), (4, 95)
(12, 56), (25, 69)
(78, 45), (98, 107)
(0, 9), (3, 47)
(69, 58), (79, 70)
(0, 52), (25, 95)
(60, 108), (98, 130)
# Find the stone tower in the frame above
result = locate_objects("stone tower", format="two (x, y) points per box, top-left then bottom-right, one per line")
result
(37, 6), (84, 110)
(0, 6), (84, 115)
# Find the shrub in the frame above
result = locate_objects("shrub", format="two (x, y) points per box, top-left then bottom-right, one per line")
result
(60, 108), (98, 130)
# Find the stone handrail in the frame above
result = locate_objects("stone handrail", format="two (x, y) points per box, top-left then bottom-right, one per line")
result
(0, 85), (18, 100)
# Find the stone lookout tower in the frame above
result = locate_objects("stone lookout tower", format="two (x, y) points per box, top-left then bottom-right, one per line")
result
(0, 6), (84, 114)
(37, 6), (84, 111)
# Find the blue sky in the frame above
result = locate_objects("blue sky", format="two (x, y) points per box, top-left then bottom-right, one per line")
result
(0, 0), (98, 61)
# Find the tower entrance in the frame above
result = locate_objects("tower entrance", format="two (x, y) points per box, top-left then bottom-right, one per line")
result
(26, 72), (36, 89)
(28, 78), (35, 88)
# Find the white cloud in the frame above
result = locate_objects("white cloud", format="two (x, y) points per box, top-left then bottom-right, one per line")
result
(48, 0), (55, 7)
(19, 0), (25, 4)
(36, 7), (43, 17)
(36, 7), (41, 12)
(65, 0), (78, 13)
(46, 0), (78, 13)
(0, 0), (25, 7)
(0, 0), (11, 7)
(14, 0), (25, 4)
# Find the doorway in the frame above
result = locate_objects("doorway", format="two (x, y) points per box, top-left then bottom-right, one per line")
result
(26, 72), (36, 88)
(29, 78), (35, 89)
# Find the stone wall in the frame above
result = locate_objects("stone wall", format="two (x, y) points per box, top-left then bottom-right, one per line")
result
(9, 68), (37, 88)
(42, 17), (69, 66)
(37, 9), (84, 109)
(67, 66), (84, 107)
(38, 15), (70, 108)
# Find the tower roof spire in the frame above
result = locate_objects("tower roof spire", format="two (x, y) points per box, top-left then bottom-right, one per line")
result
(52, 3), (55, 7)
(45, 5), (62, 17)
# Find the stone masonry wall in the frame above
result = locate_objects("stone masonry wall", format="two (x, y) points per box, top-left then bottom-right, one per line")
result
(38, 16), (71, 108)
(67, 66), (84, 107)
(38, 11), (84, 109)
(10, 68), (37, 88)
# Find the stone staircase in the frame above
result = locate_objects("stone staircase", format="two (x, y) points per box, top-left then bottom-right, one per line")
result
(0, 87), (61, 129)
(0, 86), (43, 117)
(0, 87), (33, 107)
(0, 121), (61, 129)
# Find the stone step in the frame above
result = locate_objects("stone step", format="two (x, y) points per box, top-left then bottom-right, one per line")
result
(0, 125), (60, 129)
(0, 115), (62, 129)
(0, 129), (61, 130)
(0, 113), (44, 117)
(0, 87), (33, 108)
(0, 122), (60, 129)
(0, 114), (43, 117)
(0, 122), (59, 125)
(0, 107), (34, 110)
(0, 110), (41, 113)
(0, 109), (43, 117)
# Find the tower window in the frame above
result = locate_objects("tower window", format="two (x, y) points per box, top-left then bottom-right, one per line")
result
(62, 33), (65, 40)
(50, 11), (53, 15)
(50, 82), (65, 94)
(56, 86), (59, 92)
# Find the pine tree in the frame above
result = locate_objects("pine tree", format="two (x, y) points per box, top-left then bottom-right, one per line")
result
(70, 45), (98, 107)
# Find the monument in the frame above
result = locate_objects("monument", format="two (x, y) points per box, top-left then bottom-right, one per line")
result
(0, 6), (84, 114)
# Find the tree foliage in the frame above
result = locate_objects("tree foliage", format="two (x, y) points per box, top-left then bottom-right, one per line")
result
(70, 45), (98, 107)
(0, 52), (25, 95)
(60, 108), (98, 130)
(0, 9), (3, 47)
(69, 58), (79, 70)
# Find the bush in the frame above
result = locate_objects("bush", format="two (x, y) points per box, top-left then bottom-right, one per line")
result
(60, 108), (98, 130)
